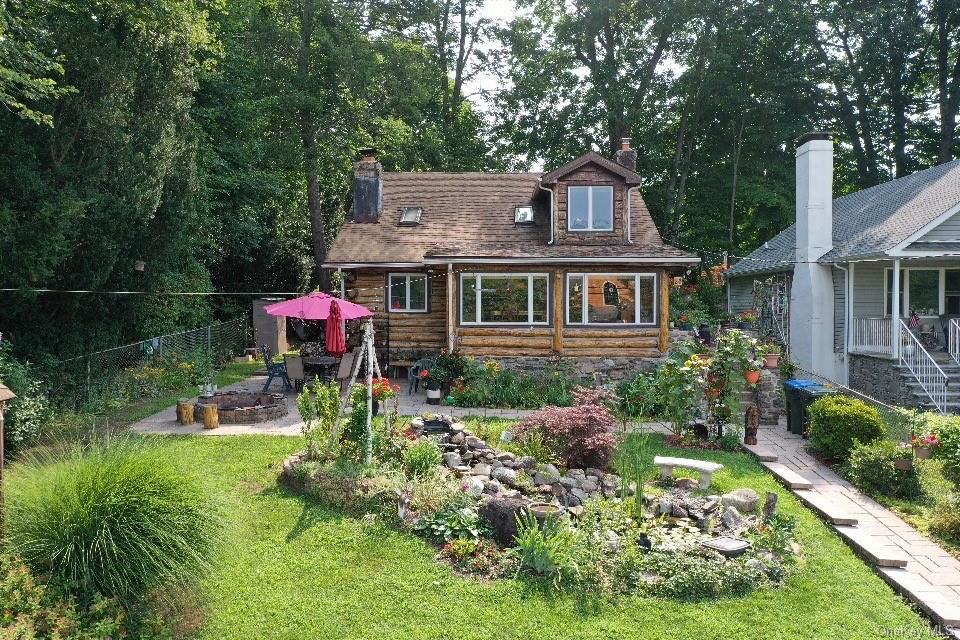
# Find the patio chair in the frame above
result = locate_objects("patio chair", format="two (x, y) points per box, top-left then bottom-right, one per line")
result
(335, 347), (361, 392)
(260, 344), (292, 392)
(284, 354), (305, 391)
(408, 357), (435, 394)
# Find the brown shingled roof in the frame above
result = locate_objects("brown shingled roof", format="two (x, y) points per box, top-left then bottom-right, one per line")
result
(324, 170), (696, 266)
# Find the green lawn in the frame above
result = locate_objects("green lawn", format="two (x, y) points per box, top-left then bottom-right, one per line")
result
(152, 434), (931, 640)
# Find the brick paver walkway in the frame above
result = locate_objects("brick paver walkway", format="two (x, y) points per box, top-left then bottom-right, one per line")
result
(747, 421), (960, 636)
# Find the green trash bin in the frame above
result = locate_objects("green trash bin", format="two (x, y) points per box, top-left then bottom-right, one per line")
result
(783, 379), (818, 435)
(798, 384), (839, 437)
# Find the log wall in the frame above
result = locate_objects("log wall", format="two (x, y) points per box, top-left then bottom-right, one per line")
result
(343, 265), (677, 363)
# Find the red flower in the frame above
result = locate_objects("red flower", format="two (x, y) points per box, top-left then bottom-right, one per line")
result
(420, 369), (430, 379)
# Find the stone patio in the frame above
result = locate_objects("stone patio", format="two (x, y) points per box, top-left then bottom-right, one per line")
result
(130, 373), (538, 436)
(746, 421), (960, 637)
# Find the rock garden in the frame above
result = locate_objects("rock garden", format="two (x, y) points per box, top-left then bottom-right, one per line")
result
(283, 380), (802, 599)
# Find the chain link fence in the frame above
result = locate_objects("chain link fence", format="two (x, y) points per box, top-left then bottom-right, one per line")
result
(38, 317), (250, 410)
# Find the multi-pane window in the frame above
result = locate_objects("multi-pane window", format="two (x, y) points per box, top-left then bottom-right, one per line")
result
(568, 185), (614, 231)
(460, 273), (549, 325)
(566, 273), (656, 325)
(388, 274), (427, 312)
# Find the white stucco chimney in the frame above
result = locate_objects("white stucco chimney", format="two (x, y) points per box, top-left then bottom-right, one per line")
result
(790, 132), (842, 381)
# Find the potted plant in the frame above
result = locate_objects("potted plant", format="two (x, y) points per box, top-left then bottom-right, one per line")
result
(894, 442), (914, 471)
(760, 342), (783, 369)
(737, 309), (758, 330)
(912, 432), (938, 459)
(421, 368), (445, 404)
(371, 377), (398, 416)
(676, 313), (694, 331)
(744, 359), (762, 385)
(719, 313), (736, 330)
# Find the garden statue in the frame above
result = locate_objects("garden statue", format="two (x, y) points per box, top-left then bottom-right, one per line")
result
(744, 405), (760, 445)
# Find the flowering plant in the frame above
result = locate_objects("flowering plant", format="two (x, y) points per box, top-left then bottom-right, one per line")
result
(738, 309), (758, 323)
(371, 377), (399, 401)
(912, 433), (939, 448)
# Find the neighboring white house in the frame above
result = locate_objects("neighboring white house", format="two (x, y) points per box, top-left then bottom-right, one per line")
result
(728, 132), (960, 413)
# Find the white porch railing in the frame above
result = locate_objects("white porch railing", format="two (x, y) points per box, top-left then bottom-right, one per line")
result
(899, 319), (948, 413)
(851, 317), (892, 354)
(950, 318), (960, 366)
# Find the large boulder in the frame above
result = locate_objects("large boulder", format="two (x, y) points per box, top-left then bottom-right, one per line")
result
(480, 496), (529, 546)
(722, 488), (760, 513)
(491, 466), (518, 486)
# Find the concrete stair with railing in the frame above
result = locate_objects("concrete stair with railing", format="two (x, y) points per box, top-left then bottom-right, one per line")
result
(898, 350), (960, 412)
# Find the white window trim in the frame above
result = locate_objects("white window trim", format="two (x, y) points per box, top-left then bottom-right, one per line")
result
(565, 272), (658, 326)
(459, 272), (550, 326)
(387, 273), (429, 313)
(883, 267), (953, 317)
(567, 185), (614, 231)
(514, 206), (535, 224)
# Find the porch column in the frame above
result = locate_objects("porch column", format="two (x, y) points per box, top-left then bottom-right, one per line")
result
(892, 259), (901, 359)
(446, 263), (455, 352)
(846, 262), (854, 353)
(553, 268), (563, 353)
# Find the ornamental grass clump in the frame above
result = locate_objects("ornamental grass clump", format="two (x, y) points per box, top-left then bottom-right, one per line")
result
(513, 386), (618, 469)
(5, 438), (221, 607)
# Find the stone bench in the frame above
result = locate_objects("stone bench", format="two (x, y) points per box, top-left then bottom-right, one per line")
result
(653, 456), (724, 490)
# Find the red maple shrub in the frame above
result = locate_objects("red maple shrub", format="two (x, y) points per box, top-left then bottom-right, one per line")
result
(513, 386), (619, 470)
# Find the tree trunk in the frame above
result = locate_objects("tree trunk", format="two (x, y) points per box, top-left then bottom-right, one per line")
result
(299, 0), (330, 291)
(728, 113), (745, 247)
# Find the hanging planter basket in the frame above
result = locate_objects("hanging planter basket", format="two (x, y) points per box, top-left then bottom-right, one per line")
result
(744, 369), (761, 385)
(763, 353), (781, 369)
(894, 456), (914, 471)
(914, 446), (933, 460)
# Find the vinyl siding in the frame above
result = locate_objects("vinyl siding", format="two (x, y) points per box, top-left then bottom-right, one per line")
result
(833, 267), (846, 353)
(917, 210), (960, 242)
(727, 277), (756, 314)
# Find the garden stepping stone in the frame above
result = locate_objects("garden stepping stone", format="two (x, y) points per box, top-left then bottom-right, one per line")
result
(743, 444), (779, 462)
(793, 489), (860, 526)
(761, 462), (813, 490)
(879, 568), (960, 628)
(834, 525), (909, 568)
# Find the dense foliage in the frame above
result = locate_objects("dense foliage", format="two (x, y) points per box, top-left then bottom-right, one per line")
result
(844, 440), (922, 500)
(451, 357), (575, 409)
(0, 339), (50, 458)
(5, 440), (221, 606)
(807, 395), (885, 460)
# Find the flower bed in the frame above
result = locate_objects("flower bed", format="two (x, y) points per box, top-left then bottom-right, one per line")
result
(280, 410), (801, 599)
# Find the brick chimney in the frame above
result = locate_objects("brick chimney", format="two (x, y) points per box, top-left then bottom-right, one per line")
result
(614, 137), (637, 171)
(352, 147), (383, 223)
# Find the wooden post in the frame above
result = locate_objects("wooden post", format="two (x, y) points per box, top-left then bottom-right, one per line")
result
(447, 263), (455, 351)
(553, 269), (563, 353)
(659, 270), (670, 354)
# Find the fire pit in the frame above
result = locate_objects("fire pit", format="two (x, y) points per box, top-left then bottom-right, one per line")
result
(194, 391), (287, 424)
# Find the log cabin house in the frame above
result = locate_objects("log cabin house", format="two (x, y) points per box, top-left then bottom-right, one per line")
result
(324, 141), (700, 380)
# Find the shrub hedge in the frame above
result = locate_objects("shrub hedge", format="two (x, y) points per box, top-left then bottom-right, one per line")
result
(808, 395), (884, 460)
(844, 439), (922, 500)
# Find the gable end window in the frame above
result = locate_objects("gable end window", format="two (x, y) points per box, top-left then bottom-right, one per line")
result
(388, 273), (428, 312)
(566, 273), (656, 325)
(460, 273), (549, 325)
(568, 185), (613, 231)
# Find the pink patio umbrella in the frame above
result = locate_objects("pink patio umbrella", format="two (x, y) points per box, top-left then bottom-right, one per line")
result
(325, 300), (347, 357)
(263, 291), (373, 321)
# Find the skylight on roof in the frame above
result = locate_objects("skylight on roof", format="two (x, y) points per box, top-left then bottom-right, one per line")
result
(400, 207), (422, 225)
(515, 205), (535, 224)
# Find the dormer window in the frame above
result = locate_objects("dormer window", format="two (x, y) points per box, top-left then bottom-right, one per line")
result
(515, 205), (535, 224)
(399, 207), (422, 225)
(568, 185), (613, 231)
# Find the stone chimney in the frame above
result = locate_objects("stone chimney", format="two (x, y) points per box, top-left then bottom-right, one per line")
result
(613, 137), (637, 171)
(352, 147), (383, 223)
(790, 131), (839, 381)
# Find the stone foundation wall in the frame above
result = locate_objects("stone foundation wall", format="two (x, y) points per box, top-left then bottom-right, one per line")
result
(848, 353), (916, 408)
(495, 356), (660, 385)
